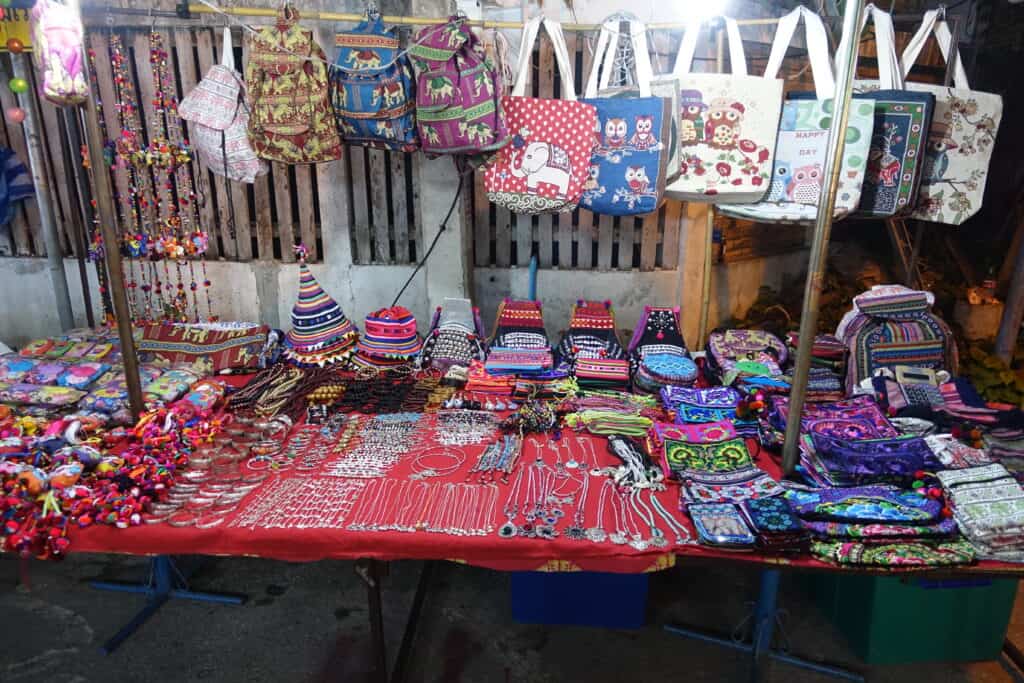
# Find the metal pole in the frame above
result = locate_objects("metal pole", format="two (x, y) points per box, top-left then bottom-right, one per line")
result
(59, 108), (96, 328)
(70, 0), (145, 417)
(12, 55), (74, 331)
(781, 0), (865, 474)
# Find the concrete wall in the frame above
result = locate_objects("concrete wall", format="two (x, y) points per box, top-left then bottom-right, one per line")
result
(0, 250), (807, 350)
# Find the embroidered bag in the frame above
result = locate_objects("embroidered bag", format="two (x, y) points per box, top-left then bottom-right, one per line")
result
(580, 19), (672, 216)
(900, 10), (1003, 224)
(809, 432), (935, 482)
(555, 300), (626, 386)
(408, 17), (509, 155)
(682, 467), (785, 505)
(330, 12), (418, 151)
(938, 465), (1024, 555)
(689, 503), (756, 547)
(837, 5), (935, 217)
(627, 306), (696, 392)
(664, 16), (782, 202)
(245, 6), (343, 164)
(836, 285), (958, 394)
(138, 323), (269, 373)
(719, 7), (874, 223)
(786, 484), (942, 524)
(484, 18), (597, 214)
(180, 28), (268, 183)
(811, 540), (975, 567)
(418, 298), (488, 371)
(485, 299), (553, 376)
(29, 0), (88, 106)
(704, 328), (787, 383)
(663, 437), (753, 477)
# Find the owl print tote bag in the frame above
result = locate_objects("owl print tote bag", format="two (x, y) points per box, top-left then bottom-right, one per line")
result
(841, 5), (934, 218)
(719, 7), (875, 224)
(483, 17), (598, 215)
(899, 10), (1002, 225)
(581, 19), (672, 217)
(664, 16), (783, 203)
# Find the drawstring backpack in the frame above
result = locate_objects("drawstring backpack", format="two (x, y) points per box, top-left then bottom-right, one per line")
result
(245, 5), (343, 164)
(408, 16), (510, 157)
(30, 0), (88, 105)
(330, 11), (418, 151)
(179, 27), (268, 184)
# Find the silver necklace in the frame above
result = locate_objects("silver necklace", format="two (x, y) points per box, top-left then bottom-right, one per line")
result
(587, 479), (611, 543)
(499, 466), (525, 538)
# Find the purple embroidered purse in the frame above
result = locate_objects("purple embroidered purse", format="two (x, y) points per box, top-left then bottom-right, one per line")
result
(809, 433), (937, 480)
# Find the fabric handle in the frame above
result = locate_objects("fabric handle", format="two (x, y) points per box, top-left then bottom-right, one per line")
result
(220, 26), (235, 70)
(585, 18), (653, 98)
(672, 16), (748, 76)
(899, 9), (970, 89)
(763, 6), (835, 99)
(511, 17), (579, 100)
(836, 4), (901, 89)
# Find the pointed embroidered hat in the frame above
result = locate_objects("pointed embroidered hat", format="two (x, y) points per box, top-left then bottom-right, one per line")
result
(283, 259), (358, 365)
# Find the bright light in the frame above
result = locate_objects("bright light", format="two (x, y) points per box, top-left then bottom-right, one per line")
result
(660, 0), (732, 22)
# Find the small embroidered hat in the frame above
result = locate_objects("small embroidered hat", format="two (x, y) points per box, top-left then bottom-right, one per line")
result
(283, 259), (358, 366)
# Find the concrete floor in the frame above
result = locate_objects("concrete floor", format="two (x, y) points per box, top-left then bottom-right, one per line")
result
(1, 554), (1021, 683)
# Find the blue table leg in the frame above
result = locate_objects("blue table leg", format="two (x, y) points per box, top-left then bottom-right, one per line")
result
(90, 555), (245, 654)
(664, 568), (864, 682)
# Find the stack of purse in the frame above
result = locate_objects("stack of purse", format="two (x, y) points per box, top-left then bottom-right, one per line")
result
(799, 432), (940, 488)
(741, 496), (810, 553)
(627, 306), (697, 392)
(556, 300), (629, 390)
(485, 299), (554, 377)
(938, 463), (1024, 561)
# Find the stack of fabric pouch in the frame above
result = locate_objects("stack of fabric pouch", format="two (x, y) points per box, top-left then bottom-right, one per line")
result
(740, 497), (809, 552)
(418, 298), (488, 372)
(56, 362), (110, 391)
(807, 432), (938, 486)
(485, 299), (554, 377)
(690, 503), (756, 549)
(627, 306), (696, 392)
(661, 385), (759, 437)
(555, 300), (628, 389)
(938, 464), (1024, 561)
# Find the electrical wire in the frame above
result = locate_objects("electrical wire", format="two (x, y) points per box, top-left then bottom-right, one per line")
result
(390, 171), (466, 307)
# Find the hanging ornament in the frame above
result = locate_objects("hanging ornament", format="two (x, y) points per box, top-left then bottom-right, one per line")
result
(6, 38), (23, 53)
(8, 77), (28, 94)
(5, 106), (24, 124)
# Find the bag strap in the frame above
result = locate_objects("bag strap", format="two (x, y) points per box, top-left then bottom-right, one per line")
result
(585, 18), (653, 98)
(672, 16), (748, 76)
(511, 17), (578, 100)
(220, 26), (235, 70)
(899, 9), (970, 89)
(836, 4), (901, 89)
(764, 6), (835, 99)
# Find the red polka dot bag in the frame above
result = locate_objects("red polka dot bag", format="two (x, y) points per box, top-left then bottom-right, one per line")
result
(483, 17), (598, 215)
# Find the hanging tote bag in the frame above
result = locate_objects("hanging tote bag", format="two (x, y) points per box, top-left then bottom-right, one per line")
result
(664, 16), (783, 203)
(180, 28), (268, 183)
(330, 12), (418, 152)
(839, 5), (934, 218)
(580, 19), (672, 217)
(483, 18), (597, 214)
(29, 0), (88, 106)
(900, 10), (1003, 225)
(718, 7), (875, 223)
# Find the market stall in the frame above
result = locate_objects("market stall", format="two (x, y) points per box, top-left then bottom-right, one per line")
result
(1, 0), (1021, 681)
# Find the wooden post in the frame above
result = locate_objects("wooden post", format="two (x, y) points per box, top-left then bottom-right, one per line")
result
(781, 0), (866, 474)
(995, 235), (1024, 364)
(71, 0), (144, 417)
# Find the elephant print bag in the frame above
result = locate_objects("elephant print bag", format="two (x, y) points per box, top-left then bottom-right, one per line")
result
(899, 10), (1002, 225)
(664, 16), (783, 203)
(484, 18), (597, 214)
(841, 5), (934, 218)
(719, 7), (874, 223)
(581, 19), (672, 216)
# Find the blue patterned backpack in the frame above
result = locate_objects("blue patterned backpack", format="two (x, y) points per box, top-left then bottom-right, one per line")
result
(330, 12), (418, 151)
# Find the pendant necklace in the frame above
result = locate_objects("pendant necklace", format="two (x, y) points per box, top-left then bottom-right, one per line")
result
(564, 466), (589, 541)
(632, 490), (667, 549)
(586, 479), (611, 543)
(648, 490), (695, 546)
(499, 466), (526, 538)
(623, 491), (648, 551)
(608, 489), (628, 545)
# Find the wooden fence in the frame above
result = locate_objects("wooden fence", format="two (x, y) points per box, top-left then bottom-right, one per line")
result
(3, 18), (948, 269)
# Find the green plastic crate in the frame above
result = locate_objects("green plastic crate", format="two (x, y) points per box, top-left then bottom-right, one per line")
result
(807, 573), (1017, 665)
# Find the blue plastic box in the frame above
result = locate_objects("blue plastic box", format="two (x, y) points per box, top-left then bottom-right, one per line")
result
(510, 571), (648, 629)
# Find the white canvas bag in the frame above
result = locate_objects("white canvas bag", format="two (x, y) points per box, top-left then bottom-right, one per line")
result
(664, 16), (783, 203)
(900, 10), (1002, 225)
(719, 7), (876, 223)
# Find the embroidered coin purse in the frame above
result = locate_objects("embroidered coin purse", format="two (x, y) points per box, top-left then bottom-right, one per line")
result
(786, 485), (942, 525)
(690, 503), (757, 548)
(664, 437), (753, 476)
(809, 432), (936, 481)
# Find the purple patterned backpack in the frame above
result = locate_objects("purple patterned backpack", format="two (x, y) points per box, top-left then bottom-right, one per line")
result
(408, 17), (509, 156)
(704, 329), (787, 383)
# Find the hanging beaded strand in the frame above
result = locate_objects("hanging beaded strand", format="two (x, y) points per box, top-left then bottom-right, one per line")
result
(109, 32), (165, 320)
(150, 30), (213, 321)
